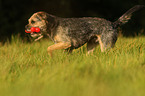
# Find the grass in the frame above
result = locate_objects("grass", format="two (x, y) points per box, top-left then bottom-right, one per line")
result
(0, 36), (145, 96)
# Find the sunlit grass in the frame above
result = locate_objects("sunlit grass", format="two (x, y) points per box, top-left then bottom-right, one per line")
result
(0, 36), (145, 96)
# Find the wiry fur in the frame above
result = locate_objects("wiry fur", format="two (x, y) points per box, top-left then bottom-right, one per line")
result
(25, 5), (144, 56)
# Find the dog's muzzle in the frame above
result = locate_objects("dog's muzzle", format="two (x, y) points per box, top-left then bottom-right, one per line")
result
(25, 27), (44, 41)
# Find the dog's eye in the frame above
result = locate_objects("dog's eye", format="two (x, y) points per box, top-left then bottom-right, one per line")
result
(31, 20), (35, 24)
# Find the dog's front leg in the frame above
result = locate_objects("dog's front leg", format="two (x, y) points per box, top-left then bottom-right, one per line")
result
(47, 42), (71, 57)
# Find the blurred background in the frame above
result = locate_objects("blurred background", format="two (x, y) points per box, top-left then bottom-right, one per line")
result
(0, 0), (145, 42)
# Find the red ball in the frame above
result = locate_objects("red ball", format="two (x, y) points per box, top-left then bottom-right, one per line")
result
(25, 30), (31, 33)
(30, 27), (36, 32)
(35, 27), (40, 32)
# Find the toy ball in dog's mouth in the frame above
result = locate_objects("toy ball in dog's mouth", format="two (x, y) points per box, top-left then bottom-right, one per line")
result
(25, 27), (40, 33)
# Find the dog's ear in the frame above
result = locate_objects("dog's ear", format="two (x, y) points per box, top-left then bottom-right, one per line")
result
(37, 12), (56, 22)
(37, 12), (48, 20)
(37, 12), (57, 28)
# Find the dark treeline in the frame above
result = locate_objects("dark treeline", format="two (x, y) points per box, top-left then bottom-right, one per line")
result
(0, 0), (145, 42)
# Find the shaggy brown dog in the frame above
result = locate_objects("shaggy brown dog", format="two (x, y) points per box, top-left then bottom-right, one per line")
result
(25, 5), (144, 56)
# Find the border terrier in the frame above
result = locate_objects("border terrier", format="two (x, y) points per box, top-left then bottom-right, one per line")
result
(25, 5), (144, 56)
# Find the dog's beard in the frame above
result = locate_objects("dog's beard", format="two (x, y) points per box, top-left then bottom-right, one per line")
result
(30, 32), (43, 41)
(26, 25), (46, 41)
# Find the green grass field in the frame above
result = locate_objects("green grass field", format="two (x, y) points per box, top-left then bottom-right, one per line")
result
(0, 36), (145, 96)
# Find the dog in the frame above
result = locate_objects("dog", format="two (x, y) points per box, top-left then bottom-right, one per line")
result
(25, 5), (144, 56)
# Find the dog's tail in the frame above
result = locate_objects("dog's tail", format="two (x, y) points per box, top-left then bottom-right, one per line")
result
(113, 5), (144, 28)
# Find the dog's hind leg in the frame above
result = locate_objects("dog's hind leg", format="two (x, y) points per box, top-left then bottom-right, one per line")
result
(97, 31), (118, 52)
(96, 35), (105, 52)
(87, 38), (99, 54)
(47, 42), (71, 56)
(87, 35), (106, 53)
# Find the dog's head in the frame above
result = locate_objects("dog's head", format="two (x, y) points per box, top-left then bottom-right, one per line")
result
(25, 12), (57, 41)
